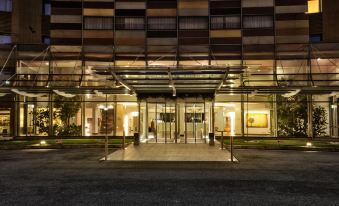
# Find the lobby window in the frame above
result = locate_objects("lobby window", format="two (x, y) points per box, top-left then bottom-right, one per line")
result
(179, 17), (208, 30)
(115, 17), (145, 30)
(148, 17), (177, 30)
(211, 16), (240, 29)
(0, 0), (12, 12)
(308, 0), (322, 13)
(243, 16), (273, 29)
(84, 17), (113, 30)
(0, 35), (11, 44)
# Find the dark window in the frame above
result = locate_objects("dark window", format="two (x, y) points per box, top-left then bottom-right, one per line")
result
(43, 2), (51, 16)
(43, 36), (51, 45)
(179, 17), (208, 30)
(211, 16), (240, 29)
(310, 34), (322, 43)
(243, 16), (273, 29)
(84, 17), (113, 30)
(148, 17), (176, 30)
(0, 35), (11, 44)
(0, 0), (12, 12)
(115, 17), (145, 30)
(159, 113), (175, 122)
(185, 113), (205, 123)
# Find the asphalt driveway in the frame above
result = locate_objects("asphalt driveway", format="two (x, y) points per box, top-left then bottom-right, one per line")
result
(0, 148), (338, 205)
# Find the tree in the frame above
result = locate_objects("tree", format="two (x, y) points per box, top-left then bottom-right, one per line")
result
(276, 95), (327, 137)
(34, 108), (49, 135)
(54, 95), (82, 136)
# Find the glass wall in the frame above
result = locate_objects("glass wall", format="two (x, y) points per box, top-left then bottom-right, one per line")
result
(12, 93), (336, 139)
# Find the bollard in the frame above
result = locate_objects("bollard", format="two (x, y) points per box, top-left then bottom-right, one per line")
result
(221, 131), (224, 150)
(209, 133), (214, 146)
(134, 133), (140, 146)
(122, 130), (126, 149)
(105, 135), (108, 161)
(230, 135), (234, 163)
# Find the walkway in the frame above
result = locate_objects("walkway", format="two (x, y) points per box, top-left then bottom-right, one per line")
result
(104, 143), (237, 162)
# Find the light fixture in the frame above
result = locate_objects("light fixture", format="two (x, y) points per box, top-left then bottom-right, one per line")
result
(5, 80), (10, 85)
(40, 140), (47, 146)
(282, 89), (301, 98)
(306, 142), (313, 147)
(317, 57), (321, 61)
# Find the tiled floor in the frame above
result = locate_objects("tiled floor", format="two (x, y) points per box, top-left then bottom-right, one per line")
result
(104, 143), (237, 162)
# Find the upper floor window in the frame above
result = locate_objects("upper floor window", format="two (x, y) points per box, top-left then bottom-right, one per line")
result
(116, 17), (145, 30)
(0, 35), (11, 44)
(308, 0), (322, 13)
(310, 34), (322, 43)
(211, 16), (240, 29)
(43, 2), (51, 16)
(243, 16), (273, 29)
(179, 17), (208, 30)
(0, 0), (12, 12)
(84, 17), (113, 30)
(148, 17), (176, 30)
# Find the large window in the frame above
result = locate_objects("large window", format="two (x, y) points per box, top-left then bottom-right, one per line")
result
(211, 16), (241, 29)
(0, 0), (12, 12)
(148, 17), (177, 30)
(243, 16), (273, 29)
(179, 17), (208, 30)
(84, 17), (113, 30)
(115, 17), (145, 30)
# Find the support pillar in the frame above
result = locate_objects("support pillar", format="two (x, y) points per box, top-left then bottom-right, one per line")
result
(273, 94), (278, 138)
(241, 94), (245, 137)
(48, 93), (53, 136)
(14, 95), (19, 137)
(81, 99), (86, 136)
(307, 95), (313, 139)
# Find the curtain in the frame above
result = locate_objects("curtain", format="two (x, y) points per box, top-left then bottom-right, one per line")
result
(211, 16), (240, 29)
(84, 17), (113, 30)
(0, 0), (12, 12)
(116, 17), (144, 30)
(179, 17), (208, 30)
(243, 16), (273, 29)
(148, 17), (176, 30)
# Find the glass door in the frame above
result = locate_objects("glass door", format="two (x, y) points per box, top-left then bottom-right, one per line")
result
(184, 103), (206, 143)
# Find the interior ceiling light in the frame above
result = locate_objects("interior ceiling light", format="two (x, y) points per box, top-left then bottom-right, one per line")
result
(11, 89), (45, 98)
(282, 89), (301, 98)
(330, 92), (339, 97)
(53, 90), (76, 98)
(94, 90), (106, 97)
(249, 90), (258, 97)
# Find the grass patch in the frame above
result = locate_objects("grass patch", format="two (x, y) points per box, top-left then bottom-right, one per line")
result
(223, 138), (339, 149)
(0, 138), (133, 146)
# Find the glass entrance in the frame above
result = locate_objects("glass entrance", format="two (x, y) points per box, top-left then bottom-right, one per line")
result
(184, 103), (206, 143)
(143, 100), (210, 144)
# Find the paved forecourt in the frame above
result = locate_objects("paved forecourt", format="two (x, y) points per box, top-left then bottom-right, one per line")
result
(103, 143), (237, 162)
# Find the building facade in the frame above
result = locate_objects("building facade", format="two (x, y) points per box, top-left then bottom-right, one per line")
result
(0, 0), (338, 142)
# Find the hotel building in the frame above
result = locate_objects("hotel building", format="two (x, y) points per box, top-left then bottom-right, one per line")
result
(0, 0), (338, 143)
